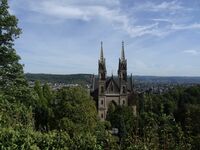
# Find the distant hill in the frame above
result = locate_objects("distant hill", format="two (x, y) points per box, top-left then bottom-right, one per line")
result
(133, 76), (200, 84)
(25, 73), (93, 85)
(25, 73), (200, 85)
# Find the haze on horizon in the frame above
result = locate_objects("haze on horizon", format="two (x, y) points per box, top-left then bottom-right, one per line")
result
(10, 0), (200, 76)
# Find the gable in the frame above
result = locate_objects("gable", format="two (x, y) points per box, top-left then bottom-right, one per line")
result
(106, 77), (120, 93)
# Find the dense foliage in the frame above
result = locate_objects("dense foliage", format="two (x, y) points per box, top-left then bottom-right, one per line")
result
(0, 0), (115, 149)
(106, 85), (200, 149)
(0, 0), (200, 149)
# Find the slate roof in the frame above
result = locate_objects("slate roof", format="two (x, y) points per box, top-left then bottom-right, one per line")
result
(105, 76), (120, 93)
(91, 75), (133, 92)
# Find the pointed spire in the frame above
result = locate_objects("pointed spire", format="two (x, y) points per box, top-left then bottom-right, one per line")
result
(121, 41), (125, 60)
(100, 41), (104, 61)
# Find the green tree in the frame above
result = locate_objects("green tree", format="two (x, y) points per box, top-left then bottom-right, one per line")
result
(95, 121), (119, 150)
(51, 87), (97, 132)
(0, 0), (32, 105)
(33, 81), (52, 131)
(43, 83), (54, 102)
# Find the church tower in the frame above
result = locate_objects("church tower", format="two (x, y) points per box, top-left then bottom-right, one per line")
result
(98, 42), (106, 120)
(118, 41), (128, 105)
(91, 41), (134, 121)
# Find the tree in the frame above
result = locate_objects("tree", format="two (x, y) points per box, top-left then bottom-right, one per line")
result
(95, 121), (119, 150)
(51, 87), (97, 132)
(33, 81), (53, 131)
(43, 83), (54, 102)
(106, 102), (116, 121)
(0, 0), (31, 105)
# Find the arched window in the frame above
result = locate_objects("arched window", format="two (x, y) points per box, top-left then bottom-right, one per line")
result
(101, 100), (103, 105)
(121, 73), (124, 79)
(101, 86), (104, 93)
(101, 73), (105, 80)
(101, 113), (104, 119)
(123, 86), (126, 93)
(123, 100), (125, 105)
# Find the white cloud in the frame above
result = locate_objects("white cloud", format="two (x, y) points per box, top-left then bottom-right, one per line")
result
(172, 23), (200, 30)
(154, 1), (183, 11)
(133, 0), (184, 12)
(123, 23), (159, 37)
(22, 0), (166, 38)
(151, 18), (173, 23)
(10, 0), (200, 38)
(26, 0), (121, 21)
(183, 50), (200, 55)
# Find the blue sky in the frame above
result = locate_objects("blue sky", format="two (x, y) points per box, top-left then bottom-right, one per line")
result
(9, 0), (200, 76)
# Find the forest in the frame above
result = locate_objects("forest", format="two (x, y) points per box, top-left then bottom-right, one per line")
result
(0, 0), (200, 149)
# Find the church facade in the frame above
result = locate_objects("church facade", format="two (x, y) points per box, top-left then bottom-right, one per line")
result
(91, 42), (136, 121)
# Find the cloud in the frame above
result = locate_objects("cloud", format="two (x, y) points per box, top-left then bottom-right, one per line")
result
(19, 0), (163, 38)
(10, 0), (200, 39)
(133, 0), (184, 12)
(172, 23), (200, 30)
(123, 23), (162, 37)
(24, 0), (121, 21)
(151, 18), (173, 23)
(31, 2), (114, 21)
(183, 50), (200, 55)
(152, 1), (183, 11)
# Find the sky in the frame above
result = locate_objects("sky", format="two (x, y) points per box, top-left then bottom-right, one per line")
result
(9, 0), (200, 76)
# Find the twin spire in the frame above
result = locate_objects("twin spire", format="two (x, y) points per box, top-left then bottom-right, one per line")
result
(100, 41), (104, 61)
(100, 41), (125, 61)
(121, 41), (125, 60)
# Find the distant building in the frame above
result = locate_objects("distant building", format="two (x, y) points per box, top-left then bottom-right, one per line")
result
(90, 42), (137, 121)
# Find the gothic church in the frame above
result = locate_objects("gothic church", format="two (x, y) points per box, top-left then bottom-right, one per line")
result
(91, 42), (136, 121)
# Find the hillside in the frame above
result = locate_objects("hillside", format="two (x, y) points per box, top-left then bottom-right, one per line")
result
(25, 73), (200, 85)
(25, 73), (92, 85)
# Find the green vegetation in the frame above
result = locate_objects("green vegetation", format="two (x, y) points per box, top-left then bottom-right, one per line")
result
(0, 0), (200, 149)
(106, 85), (200, 149)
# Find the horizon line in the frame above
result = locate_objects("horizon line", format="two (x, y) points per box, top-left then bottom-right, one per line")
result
(25, 72), (200, 78)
